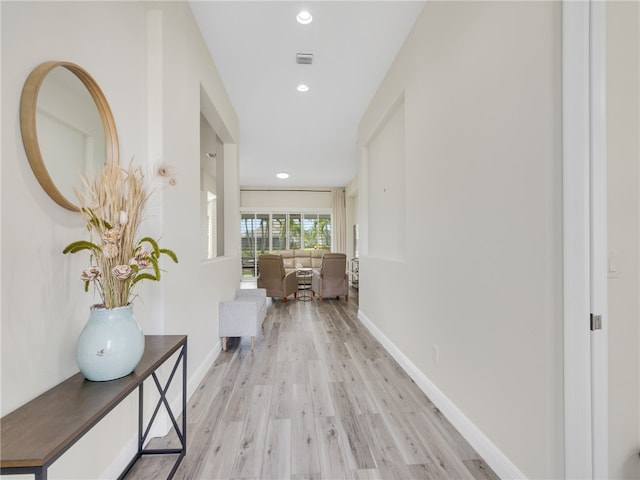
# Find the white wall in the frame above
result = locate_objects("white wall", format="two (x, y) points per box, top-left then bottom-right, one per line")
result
(607, 2), (640, 478)
(358, 2), (563, 478)
(240, 188), (332, 210)
(153, 0), (241, 411)
(367, 100), (405, 261)
(1, 1), (240, 478)
(345, 176), (359, 260)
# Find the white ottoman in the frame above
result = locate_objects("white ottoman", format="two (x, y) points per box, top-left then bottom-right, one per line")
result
(219, 288), (267, 351)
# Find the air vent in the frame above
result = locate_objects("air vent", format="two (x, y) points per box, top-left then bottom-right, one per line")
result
(296, 53), (313, 65)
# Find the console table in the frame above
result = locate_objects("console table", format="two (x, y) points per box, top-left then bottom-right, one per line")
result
(0, 335), (187, 480)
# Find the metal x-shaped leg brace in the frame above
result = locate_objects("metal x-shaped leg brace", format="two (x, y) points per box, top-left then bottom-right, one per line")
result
(120, 343), (187, 480)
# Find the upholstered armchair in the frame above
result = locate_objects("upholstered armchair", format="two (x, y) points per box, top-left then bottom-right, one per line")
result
(257, 254), (298, 303)
(311, 253), (349, 301)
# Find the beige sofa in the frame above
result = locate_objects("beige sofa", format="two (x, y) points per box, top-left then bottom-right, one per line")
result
(272, 249), (329, 275)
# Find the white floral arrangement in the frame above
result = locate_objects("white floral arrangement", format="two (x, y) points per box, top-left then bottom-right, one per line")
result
(63, 163), (178, 309)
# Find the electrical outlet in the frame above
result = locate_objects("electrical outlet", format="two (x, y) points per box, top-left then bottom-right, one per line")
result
(433, 344), (439, 364)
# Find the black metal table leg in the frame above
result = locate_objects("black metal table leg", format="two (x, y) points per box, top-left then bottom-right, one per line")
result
(119, 342), (187, 480)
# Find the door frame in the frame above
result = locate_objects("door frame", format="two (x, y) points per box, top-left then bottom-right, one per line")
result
(562, 1), (608, 478)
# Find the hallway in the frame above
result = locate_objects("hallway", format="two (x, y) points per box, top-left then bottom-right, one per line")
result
(126, 290), (498, 479)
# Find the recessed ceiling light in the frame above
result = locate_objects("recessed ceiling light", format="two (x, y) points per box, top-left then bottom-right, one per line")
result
(276, 172), (290, 179)
(296, 10), (312, 25)
(297, 84), (309, 92)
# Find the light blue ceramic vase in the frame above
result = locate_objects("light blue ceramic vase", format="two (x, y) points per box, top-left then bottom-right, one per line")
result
(76, 305), (145, 382)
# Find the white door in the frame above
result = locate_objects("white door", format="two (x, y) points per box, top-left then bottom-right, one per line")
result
(563, 1), (608, 478)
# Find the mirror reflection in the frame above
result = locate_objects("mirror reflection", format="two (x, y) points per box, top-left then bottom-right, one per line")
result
(36, 67), (106, 203)
(20, 61), (119, 211)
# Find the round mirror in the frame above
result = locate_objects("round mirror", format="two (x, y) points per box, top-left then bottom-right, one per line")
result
(20, 61), (119, 211)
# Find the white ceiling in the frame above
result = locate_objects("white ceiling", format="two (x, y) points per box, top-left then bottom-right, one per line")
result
(189, 1), (425, 188)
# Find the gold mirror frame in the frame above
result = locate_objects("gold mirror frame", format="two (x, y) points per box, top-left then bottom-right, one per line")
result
(20, 61), (119, 211)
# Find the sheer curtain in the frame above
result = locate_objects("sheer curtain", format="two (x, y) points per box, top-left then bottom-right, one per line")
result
(332, 188), (346, 253)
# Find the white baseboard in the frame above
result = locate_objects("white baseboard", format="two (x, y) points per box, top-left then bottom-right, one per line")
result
(186, 339), (221, 401)
(357, 310), (526, 480)
(101, 435), (138, 479)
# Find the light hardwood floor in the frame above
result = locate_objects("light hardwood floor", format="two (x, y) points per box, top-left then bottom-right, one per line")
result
(125, 289), (499, 480)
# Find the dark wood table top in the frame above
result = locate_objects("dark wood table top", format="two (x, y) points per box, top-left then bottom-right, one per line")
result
(1, 335), (187, 469)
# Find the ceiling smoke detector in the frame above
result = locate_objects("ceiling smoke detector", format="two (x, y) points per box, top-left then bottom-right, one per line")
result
(296, 53), (313, 65)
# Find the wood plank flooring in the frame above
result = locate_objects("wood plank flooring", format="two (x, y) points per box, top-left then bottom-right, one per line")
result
(125, 290), (499, 480)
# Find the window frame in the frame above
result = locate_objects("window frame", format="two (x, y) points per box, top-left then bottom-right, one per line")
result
(240, 209), (332, 277)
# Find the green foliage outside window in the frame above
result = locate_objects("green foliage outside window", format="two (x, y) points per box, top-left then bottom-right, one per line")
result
(241, 212), (331, 276)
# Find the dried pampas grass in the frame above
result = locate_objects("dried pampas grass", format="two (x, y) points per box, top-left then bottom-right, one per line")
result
(64, 163), (178, 309)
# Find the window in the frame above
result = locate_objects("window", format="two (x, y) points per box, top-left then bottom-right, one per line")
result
(206, 191), (216, 259)
(241, 214), (269, 276)
(271, 214), (287, 251)
(289, 214), (302, 250)
(303, 213), (331, 249)
(240, 212), (331, 276)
